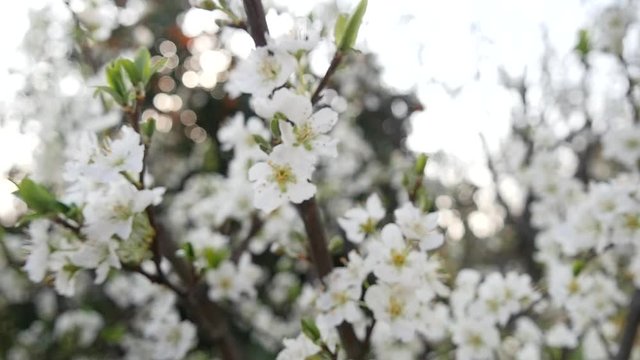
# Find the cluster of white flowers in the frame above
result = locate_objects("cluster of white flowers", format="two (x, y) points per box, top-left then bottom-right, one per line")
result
(275, 200), (448, 356)
(23, 126), (164, 296)
(106, 273), (197, 359)
(54, 309), (104, 347)
(225, 29), (341, 214)
(206, 253), (262, 301)
(449, 270), (540, 359)
(8, 0), (640, 359)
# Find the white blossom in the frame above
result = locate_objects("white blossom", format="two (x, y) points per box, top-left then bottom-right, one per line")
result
(276, 334), (321, 360)
(338, 193), (385, 244)
(248, 144), (316, 213)
(227, 46), (296, 97)
(394, 202), (443, 251)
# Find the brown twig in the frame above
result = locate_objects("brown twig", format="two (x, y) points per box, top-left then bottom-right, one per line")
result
(311, 52), (344, 105)
(123, 263), (186, 296)
(296, 198), (366, 359)
(618, 54), (639, 124)
(126, 95), (241, 360)
(242, 0), (269, 47)
(239, 1), (368, 357)
(594, 322), (615, 360)
(296, 198), (334, 280)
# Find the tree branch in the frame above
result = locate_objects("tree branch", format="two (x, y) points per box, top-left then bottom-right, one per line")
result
(618, 54), (639, 124)
(240, 2), (367, 357)
(242, 0), (269, 47)
(296, 198), (334, 279)
(311, 52), (344, 105)
(296, 198), (367, 360)
(480, 134), (541, 279)
(616, 289), (640, 360)
(125, 94), (241, 360)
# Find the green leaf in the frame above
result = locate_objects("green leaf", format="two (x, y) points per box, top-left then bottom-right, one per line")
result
(417, 188), (432, 212)
(253, 134), (272, 154)
(135, 48), (152, 85)
(63, 203), (83, 223)
(181, 242), (196, 261)
(328, 235), (344, 254)
(287, 282), (302, 302)
(572, 259), (586, 276)
(199, 0), (217, 10)
(575, 29), (590, 58)
(118, 213), (154, 264)
(270, 117), (281, 139)
(301, 318), (322, 344)
(101, 324), (127, 344)
(201, 139), (220, 172)
(414, 153), (428, 174)
(150, 58), (168, 77)
(94, 86), (125, 106)
(13, 178), (68, 215)
(15, 212), (48, 227)
(334, 13), (349, 47)
(339, 0), (368, 51)
(106, 62), (128, 99)
(141, 118), (156, 144)
(120, 58), (141, 87)
(203, 247), (229, 269)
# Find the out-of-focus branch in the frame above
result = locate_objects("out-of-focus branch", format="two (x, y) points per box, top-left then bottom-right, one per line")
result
(242, 0), (269, 47)
(147, 197), (242, 360)
(480, 134), (541, 280)
(575, 61), (595, 184)
(616, 289), (640, 360)
(124, 97), (241, 360)
(618, 54), (639, 124)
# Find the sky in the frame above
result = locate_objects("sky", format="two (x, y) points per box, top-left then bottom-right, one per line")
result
(0, 0), (607, 219)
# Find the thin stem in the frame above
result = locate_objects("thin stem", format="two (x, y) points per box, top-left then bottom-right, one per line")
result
(618, 54), (639, 124)
(311, 52), (344, 105)
(123, 263), (186, 296)
(594, 322), (615, 360)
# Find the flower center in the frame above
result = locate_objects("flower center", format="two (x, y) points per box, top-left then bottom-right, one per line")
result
(568, 279), (581, 294)
(260, 57), (281, 81)
(220, 277), (232, 290)
(388, 296), (404, 319)
(625, 138), (640, 149)
(390, 249), (407, 268)
(359, 217), (376, 235)
(112, 203), (133, 221)
(332, 291), (349, 305)
(468, 333), (484, 348)
(269, 162), (296, 192)
(294, 122), (315, 149)
(624, 214), (640, 230)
